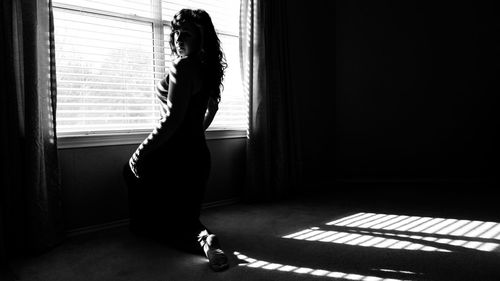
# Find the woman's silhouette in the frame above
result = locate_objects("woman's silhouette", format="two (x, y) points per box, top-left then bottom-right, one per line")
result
(123, 8), (228, 271)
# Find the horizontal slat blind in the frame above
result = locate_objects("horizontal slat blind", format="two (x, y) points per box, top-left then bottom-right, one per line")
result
(162, 0), (246, 130)
(53, 0), (246, 136)
(161, 0), (239, 35)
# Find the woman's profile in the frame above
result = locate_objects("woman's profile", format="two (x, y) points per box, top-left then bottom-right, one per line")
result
(123, 8), (228, 271)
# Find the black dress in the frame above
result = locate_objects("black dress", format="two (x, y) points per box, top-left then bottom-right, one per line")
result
(123, 64), (211, 249)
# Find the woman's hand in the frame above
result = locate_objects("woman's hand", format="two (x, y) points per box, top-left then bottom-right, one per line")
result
(203, 97), (219, 130)
(129, 153), (141, 179)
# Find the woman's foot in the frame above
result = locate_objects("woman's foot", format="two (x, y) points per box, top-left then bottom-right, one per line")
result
(198, 231), (229, 272)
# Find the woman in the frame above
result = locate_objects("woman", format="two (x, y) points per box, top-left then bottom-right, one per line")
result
(123, 9), (228, 271)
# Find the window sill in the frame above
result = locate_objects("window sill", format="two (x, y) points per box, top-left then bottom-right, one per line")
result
(57, 129), (247, 149)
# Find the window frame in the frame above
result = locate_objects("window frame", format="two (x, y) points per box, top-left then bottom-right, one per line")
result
(53, 0), (246, 148)
(57, 129), (247, 149)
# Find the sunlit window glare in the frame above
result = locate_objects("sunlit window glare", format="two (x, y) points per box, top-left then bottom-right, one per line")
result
(282, 213), (500, 253)
(52, 0), (246, 135)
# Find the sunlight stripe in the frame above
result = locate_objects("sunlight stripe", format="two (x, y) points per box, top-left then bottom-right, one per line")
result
(373, 238), (399, 248)
(449, 221), (481, 236)
(248, 261), (268, 268)
(277, 265), (297, 272)
(294, 230), (324, 240)
(334, 233), (362, 244)
(360, 214), (399, 229)
(382, 216), (421, 231)
(294, 267), (314, 274)
(306, 231), (338, 241)
(282, 228), (314, 239)
(319, 232), (350, 242)
(344, 273), (364, 280)
(311, 269), (329, 276)
(463, 241), (483, 249)
(477, 242), (499, 251)
(435, 219), (467, 235)
(326, 212), (368, 226)
(328, 213), (375, 227)
(449, 239), (467, 246)
(371, 215), (409, 229)
(465, 221), (493, 237)
(395, 217), (432, 232)
(480, 224), (500, 239)
(359, 236), (386, 247)
(262, 263), (283, 270)
(345, 234), (374, 246)
(424, 219), (457, 234)
(344, 213), (384, 228)
(408, 218), (444, 233)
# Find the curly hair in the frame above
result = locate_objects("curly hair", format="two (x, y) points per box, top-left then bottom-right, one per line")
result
(169, 9), (227, 102)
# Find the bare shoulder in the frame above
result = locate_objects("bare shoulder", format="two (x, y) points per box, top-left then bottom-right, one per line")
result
(170, 57), (202, 93)
(171, 57), (199, 77)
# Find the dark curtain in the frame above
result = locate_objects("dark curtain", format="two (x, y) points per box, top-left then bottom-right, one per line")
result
(240, 0), (303, 201)
(0, 0), (64, 271)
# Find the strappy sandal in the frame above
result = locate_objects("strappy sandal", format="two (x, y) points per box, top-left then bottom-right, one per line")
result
(198, 231), (229, 272)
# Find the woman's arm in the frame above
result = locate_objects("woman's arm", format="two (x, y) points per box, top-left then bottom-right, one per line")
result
(155, 76), (170, 117)
(203, 97), (219, 131)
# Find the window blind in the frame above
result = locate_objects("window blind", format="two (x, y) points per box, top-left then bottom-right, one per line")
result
(53, 0), (246, 136)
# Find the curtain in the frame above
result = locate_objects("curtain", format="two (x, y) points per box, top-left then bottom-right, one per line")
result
(0, 0), (64, 268)
(240, 0), (303, 201)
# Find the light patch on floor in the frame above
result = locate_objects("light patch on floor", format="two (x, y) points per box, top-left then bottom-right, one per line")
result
(234, 251), (417, 281)
(282, 213), (500, 253)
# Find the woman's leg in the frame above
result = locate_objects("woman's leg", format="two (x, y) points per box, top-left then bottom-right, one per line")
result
(123, 163), (166, 237)
(123, 163), (146, 234)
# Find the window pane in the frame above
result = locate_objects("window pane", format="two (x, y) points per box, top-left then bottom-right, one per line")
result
(54, 0), (153, 18)
(162, 0), (239, 34)
(211, 35), (247, 130)
(54, 9), (161, 133)
(54, 0), (246, 135)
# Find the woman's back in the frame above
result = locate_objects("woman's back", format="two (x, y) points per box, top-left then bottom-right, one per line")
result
(155, 57), (210, 142)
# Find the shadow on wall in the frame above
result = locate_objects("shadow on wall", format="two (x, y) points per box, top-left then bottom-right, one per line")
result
(335, 1), (499, 181)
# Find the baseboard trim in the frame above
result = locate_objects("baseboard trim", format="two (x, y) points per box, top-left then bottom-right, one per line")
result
(66, 218), (130, 237)
(66, 197), (240, 237)
(202, 197), (240, 209)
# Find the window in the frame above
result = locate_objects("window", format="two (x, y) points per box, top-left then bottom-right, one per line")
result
(53, 0), (246, 137)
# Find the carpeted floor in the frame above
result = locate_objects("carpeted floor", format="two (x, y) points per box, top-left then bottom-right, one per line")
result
(8, 194), (500, 281)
